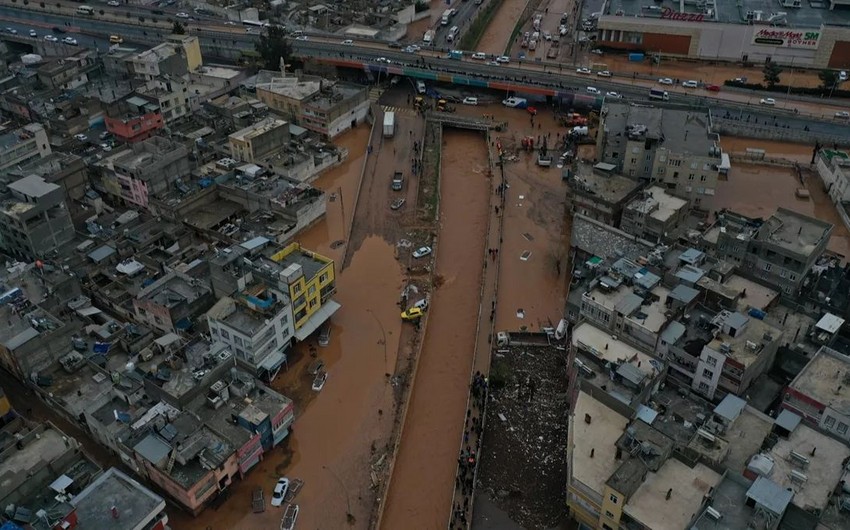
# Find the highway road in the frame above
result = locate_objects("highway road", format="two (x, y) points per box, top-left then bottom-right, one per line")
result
(430, 0), (482, 47)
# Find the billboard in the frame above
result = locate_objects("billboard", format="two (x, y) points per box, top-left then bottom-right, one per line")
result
(752, 29), (821, 50)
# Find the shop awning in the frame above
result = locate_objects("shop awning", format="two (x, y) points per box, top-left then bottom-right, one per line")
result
(294, 300), (341, 341)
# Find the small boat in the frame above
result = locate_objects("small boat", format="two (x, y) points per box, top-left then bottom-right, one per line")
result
(312, 370), (327, 391)
(281, 504), (299, 530)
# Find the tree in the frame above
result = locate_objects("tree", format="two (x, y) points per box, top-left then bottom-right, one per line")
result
(256, 24), (292, 71)
(762, 62), (783, 89)
(818, 69), (839, 90)
(172, 21), (185, 34)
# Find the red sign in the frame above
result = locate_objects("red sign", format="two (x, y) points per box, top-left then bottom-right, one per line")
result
(660, 8), (705, 22)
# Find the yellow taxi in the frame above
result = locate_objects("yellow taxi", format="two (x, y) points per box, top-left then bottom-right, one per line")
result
(401, 307), (424, 321)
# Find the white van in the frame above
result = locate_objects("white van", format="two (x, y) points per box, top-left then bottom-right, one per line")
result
(416, 80), (426, 94)
(447, 25), (459, 42)
(586, 86), (600, 94)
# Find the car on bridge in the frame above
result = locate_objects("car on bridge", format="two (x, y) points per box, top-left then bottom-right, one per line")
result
(682, 80), (698, 88)
(658, 78), (673, 85)
(471, 52), (486, 60)
(29, 30), (37, 37)
(295, 35), (308, 41)
(596, 70), (612, 77)
(496, 55), (510, 64)
(107, 0), (120, 5)
(836, 111), (850, 119)
(759, 98), (776, 106)
(44, 35), (59, 42)
(576, 67), (591, 75)
(342, 39), (354, 46)
(176, 12), (190, 18)
(606, 91), (622, 99)
(62, 37), (78, 45)
(5, 28), (17, 35)
(705, 84), (721, 92)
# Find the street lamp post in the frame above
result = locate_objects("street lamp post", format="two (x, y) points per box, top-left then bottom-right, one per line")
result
(323, 465), (354, 524)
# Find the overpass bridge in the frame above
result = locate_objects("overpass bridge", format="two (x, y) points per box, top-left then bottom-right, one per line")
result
(425, 111), (506, 131)
(0, 33), (79, 57)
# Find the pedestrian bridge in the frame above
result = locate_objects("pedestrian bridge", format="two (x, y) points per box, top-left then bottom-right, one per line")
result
(426, 111), (506, 131)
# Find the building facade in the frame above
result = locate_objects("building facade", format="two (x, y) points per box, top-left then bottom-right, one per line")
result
(0, 123), (51, 173)
(104, 94), (164, 143)
(0, 175), (75, 260)
(228, 117), (290, 162)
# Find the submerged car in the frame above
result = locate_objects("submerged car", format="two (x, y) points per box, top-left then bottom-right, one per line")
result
(412, 246), (432, 259)
(271, 478), (290, 507)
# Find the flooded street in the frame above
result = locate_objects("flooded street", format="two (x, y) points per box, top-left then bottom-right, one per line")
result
(477, 0), (526, 55)
(380, 130), (492, 528)
(719, 137), (817, 164)
(173, 125), (408, 530)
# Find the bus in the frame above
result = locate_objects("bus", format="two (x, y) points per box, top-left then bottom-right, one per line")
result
(76, 5), (94, 15)
(441, 9), (454, 25)
(242, 19), (271, 28)
(649, 88), (669, 101)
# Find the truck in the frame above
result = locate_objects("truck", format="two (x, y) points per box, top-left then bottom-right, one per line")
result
(392, 171), (404, 191)
(502, 97), (528, 109)
(383, 111), (395, 137)
(649, 88), (669, 101)
(441, 8), (454, 25)
(423, 30), (435, 45)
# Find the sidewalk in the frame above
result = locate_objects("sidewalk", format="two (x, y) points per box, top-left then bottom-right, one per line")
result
(447, 138), (506, 529)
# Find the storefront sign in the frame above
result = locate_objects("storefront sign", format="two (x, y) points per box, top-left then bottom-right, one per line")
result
(752, 29), (821, 49)
(660, 8), (705, 22)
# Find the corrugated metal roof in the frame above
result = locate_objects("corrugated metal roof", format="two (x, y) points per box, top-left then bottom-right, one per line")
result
(714, 394), (746, 422)
(747, 476), (792, 515)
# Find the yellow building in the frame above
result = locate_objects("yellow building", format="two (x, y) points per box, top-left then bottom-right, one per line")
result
(270, 242), (340, 341)
(165, 34), (203, 72)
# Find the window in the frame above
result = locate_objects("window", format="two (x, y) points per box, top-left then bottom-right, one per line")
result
(764, 263), (772, 272)
(609, 494), (619, 504)
(706, 356), (717, 367)
(236, 347), (245, 359)
(703, 368), (714, 378)
(700, 175), (707, 181)
(308, 285), (316, 296)
(698, 382), (710, 392)
(234, 336), (243, 346)
(688, 174), (695, 180)
(630, 158), (637, 164)
(789, 273), (797, 281)
(210, 327), (218, 336)
(293, 283), (302, 294)
(839, 422), (848, 435)
(825, 416), (836, 428)
(319, 272), (329, 283)
(603, 525), (614, 530)
(220, 329), (230, 340)
(672, 171), (679, 179)
(309, 299), (318, 308)
(605, 511), (615, 518)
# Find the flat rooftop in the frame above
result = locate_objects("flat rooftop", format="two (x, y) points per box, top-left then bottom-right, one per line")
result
(789, 347), (850, 411)
(725, 274), (778, 312)
(255, 71), (322, 100)
(272, 245), (330, 281)
(723, 407), (772, 474)
(690, 474), (753, 530)
(584, 284), (629, 312)
(573, 163), (641, 204)
(571, 390), (629, 495)
(624, 459), (720, 530)
(72, 468), (165, 530)
(756, 207), (833, 259)
(572, 322), (657, 377)
(767, 423), (850, 512)
(604, 103), (717, 158)
(0, 427), (70, 493)
(571, 214), (653, 262)
(707, 312), (781, 368)
(601, 0), (850, 28)
(8, 174), (58, 198)
(625, 186), (687, 222)
(305, 83), (364, 111)
(229, 118), (287, 142)
(628, 286), (670, 333)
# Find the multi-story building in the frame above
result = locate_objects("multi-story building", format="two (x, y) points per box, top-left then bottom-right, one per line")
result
(682, 309), (782, 401)
(702, 208), (833, 295)
(816, 149), (850, 207)
(206, 283), (294, 379)
(136, 76), (190, 124)
(71, 468), (170, 530)
(597, 103), (722, 205)
(300, 81), (370, 138)
(254, 70), (322, 122)
(620, 186), (689, 243)
(569, 162), (642, 227)
(228, 117), (290, 163)
(0, 174), (75, 260)
(133, 271), (215, 334)
(97, 136), (191, 208)
(784, 346), (850, 444)
(8, 152), (88, 209)
(104, 94), (164, 143)
(36, 49), (97, 90)
(127, 34), (203, 80)
(269, 242), (339, 340)
(0, 123), (51, 173)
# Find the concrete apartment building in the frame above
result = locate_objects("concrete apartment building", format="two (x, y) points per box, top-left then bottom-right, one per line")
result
(8, 152), (88, 208)
(702, 208), (833, 295)
(569, 162), (642, 227)
(97, 136), (190, 208)
(0, 123), (51, 173)
(104, 93), (164, 143)
(784, 346), (850, 444)
(133, 271), (215, 334)
(299, 81), (370, 138)
(0, 175), (75, 260)
(816, 149), (850, 209)
(620, 186), (689, 243)
(597, 103), (722, 205)
(228, 117), (289, 163)
(136, 76), (190, 124)
(128, 34), (203, 80)
(254, 69), (322, 122)
(206, 284), (294, 379)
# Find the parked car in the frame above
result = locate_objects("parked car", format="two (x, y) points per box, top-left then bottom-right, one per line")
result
(471, 52), (486, 60)
(176, 12), (190, 18)
(295, 35), (308, 41)
(586, 86), (600, 94)
(605, 91), (622, 98)
(596, 70), (612, 77)
(73, 134), (88, 142)
(496, 55), (510, 64)
(682, 80), (698, 88)
(107, 0), (120, 5)
(759, 98), (776, 106)
(5, 28), (17, 35)
(271, 478), (290, 507)
(100, 143), (112, 152)
(836, 111), (850, 119)
(590, 48), (604, 55)
(705, 84), (721, 92)
(341, 39), (354, 45)
(462, 97), (478, 105)
(576, 67), (591, 75)
(412, 246), (432, 259)
(658, 77), (673, 85)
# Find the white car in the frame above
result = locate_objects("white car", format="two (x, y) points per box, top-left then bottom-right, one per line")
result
(487, 60), (500, 66)
(375, 57), (389, 63)
(176, 12), (190, 18)
(62, 37), (78, 45)
(496, 55), (510, 64)
(107, 0), (120, 5)
(759, 98), (776, 106)
(271, 478), (290, 507)
(29, 30), (37, 37)
(596, 70), (612, 77)
(44, 35), (59, 42)
(342, 39), (354, 45)
(101, 143), (112, 151)
(606, 91), (622, 98)
(6, 28), (17, 35)
(658, 78), (673, 85)
(590, 48), (604, 55)
(471, 52), (486, 60)
(462, 97), (478, 105)
(295, 35), (308, 41)
(682, 80), (698, 88)
(835, 111), (850, 119)
(412, 246), (432, 259)
(73, 134), (88, 142)
(576, 67), (591, 75)
(586, 86), (600, 94)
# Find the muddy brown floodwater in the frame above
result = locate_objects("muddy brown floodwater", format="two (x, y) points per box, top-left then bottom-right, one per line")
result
(173, 125), (409, 530)
(477, 0), (527, 55)
(380, 130), (492, 528)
